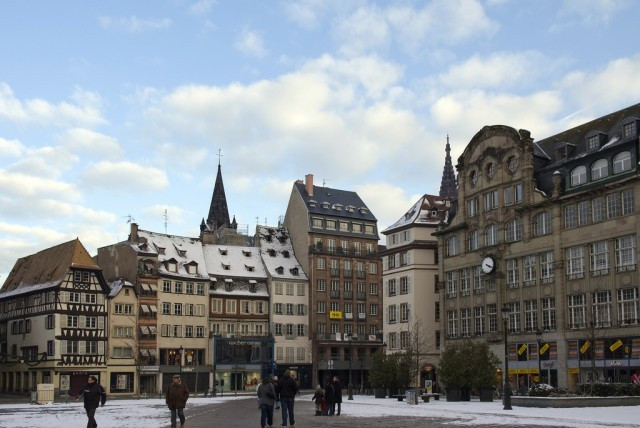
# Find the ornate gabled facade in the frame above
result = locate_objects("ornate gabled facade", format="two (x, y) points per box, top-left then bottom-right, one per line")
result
(0, 239), (110, 395)
(256, 225), (312, 388)
(284, 173), (383, 388)
(436, 102), (640, 392)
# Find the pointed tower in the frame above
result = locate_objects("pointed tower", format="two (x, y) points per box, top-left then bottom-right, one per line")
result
(439, 135), (457, 199)
(206, 161), (231, 231)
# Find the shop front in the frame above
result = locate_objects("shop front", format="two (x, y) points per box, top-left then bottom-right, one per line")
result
(213, 337), (274, 393)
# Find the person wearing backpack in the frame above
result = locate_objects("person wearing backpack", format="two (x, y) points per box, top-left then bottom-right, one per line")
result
(257, 376), (277, 428)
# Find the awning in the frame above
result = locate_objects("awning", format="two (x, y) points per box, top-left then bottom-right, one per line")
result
(148, 348), (157, 357)
(148, 325), (157, 334)
(225, 278), (233, 283)
(211, 277), (217, 282)
(149, 305), (158, 313)
(249, 280), (257, 284)
(149, 283), (158, 291)
(141, 283), (151, 291)
(140, 305), (150, 314)
(140, 326), (150, 335)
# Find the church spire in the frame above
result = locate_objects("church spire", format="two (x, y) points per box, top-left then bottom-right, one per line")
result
(439, 135), (457, 199)
(206, 159), (231, 231)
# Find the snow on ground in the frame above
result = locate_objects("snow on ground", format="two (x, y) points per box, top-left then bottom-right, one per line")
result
(0, 394), (638, 428)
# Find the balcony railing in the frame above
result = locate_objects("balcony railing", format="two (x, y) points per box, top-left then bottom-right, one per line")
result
(330, 290), (340, 299)
(356, 271), (366, 279)
(356, 292), (366, 300)
(343, 269), (353, 277)
(344, 291), (353, 299)
(330, 269), (340, 277)
(309, 245), (379, 259)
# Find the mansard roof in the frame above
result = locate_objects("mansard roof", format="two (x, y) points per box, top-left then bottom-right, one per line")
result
(293, 182), (377, 222)
(383, 194), (449, 233)
(256, 225), (307, 280)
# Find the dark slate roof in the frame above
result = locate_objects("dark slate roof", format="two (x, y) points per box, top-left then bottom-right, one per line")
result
(294, 182), (378, 221)
(534, 102), (640, 194)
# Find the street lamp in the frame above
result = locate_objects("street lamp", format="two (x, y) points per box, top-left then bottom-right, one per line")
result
(501, 305), (512, 410)
(348, 335), (354, 400)
(535, 330), (542, 384)
(179, 346), (183, 376)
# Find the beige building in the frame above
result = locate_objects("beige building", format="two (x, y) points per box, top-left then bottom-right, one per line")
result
(436, 103), (640, 391)
(0, 239), (109, 396)
(284, 173), (383, 388)
(256, 225), (312, 388)
(381, 194), (448, 388)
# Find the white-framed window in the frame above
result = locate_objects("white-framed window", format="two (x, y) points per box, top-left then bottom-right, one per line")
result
(590, 240), (609, 274)
(447, 310), (457, 338)
(297, 283), (305, 296)
(459, 269), (470, 296)
(474, 306), (484, 336)
(571, 166), (587, 186)
(587, 134), (599, 150)
(592, 291), (612, 327)
(388, 278), (397, 296)
(369, 283), (378, 295)
(400, 303), (410, 323)
(388, 305), (397, 324)
(446, 271), (457, 298)
(524, 300), (537, 332)
(618, 288), (639, 325)
(317, 279), (325, 292)
(533, 212), (552, 236)
(607, 193), (621, 218)
(540, 251), (554, 283)
(505, 218), (523, 242)
(473, 266), (483, 293)
(84, 293), (96, 304)
(326, 220), (336, 230)
(488, 304), (497, 333)
(174, 282), (183, 293)
(173, 303), (182, 316)
(542, 298), (556, 331)
(568, 294), (586, 329)
(317, 301), (325, 313)
(523, 255), (536, 285)
(622, 189), (634, 215)
(226, 300), (237, 314)
(400, 277), (410, 294)
(484, 190), (499, 211)
(446, 235), (459, 257)
(592, 197), (606, 222)
(468, 230), (479, 251)
(211, 299), (223, 313)
(506, 258), (519, 288)
(566, 246), (584, 277)
(613, 151), (631, 173)
(485, 224), (498, 246)
(467, 197), (479, 218)
(369, 303), (378, 316)
(163, 281), (171, 292)
(503, 183), (523, 205)
(185, 326), (193, 338)
(312, 218), (323, 228)
(460, 308), (470, 337)
(69, 292), (81, 303)
(616, 235), (637, 271)
(507, 302), (520, 333)
(67, 315), (78, 328)
(591, 159), (609, 180)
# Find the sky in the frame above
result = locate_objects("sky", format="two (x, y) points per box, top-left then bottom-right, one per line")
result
(1, 395), (638, 427)
(1, 0), (640, 280)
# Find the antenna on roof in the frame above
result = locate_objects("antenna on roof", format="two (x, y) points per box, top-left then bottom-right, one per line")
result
(265, 217), (267, 225)
(124, 214), (135, 224)
(323, 179), (328, 187)
(217, 148), (223, 166)
(164, 209), (169, 234)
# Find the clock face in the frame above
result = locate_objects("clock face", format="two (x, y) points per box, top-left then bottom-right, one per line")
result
(482, 256), (495, 274)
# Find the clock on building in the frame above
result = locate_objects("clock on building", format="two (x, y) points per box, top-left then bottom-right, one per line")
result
(481, 256), (495, 274)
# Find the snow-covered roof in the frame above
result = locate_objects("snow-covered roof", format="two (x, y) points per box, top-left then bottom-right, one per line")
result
(256, 225), (308, 281)
(135, 230), (209, 280)
(202, 244), (267, 280)
(108, 278), (134, 298)
(383, 194), (447, 233)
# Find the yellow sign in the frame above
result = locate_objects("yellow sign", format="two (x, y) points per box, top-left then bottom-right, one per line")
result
(329, 311), (342, 319)
(580, 340), (591, 354)
(540, 343), (549, 355)
(568, 368), (579, 374)
(610, 340), (623, 352)
(517, 344), (528, 355)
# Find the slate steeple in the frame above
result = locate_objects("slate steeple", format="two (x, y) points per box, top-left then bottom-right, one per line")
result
(439, 135), (457, 199)
(205, 159), (231, 231)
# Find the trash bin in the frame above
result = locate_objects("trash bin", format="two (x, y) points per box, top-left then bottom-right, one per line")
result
(36, 384), (55, 404)
(405, 389), (416, 404)
(31, 391), (37, 404)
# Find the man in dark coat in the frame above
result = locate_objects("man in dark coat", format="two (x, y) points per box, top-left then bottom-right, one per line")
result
(276, 370), (299, 427)
(332, 376), (343, 415)
(75, 375), (106, 428)
(166, 374), (190, 428)
(324, 378), (335, 416)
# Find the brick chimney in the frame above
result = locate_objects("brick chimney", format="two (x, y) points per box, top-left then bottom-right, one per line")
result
(305, 174), (314, 196)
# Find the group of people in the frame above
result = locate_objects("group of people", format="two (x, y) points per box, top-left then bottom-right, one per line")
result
(311, 376), (343, 416)
(257, 370), (300, 428)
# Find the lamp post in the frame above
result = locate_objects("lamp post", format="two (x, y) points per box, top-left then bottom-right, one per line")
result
(179, 346), (183, 377)
(535, 330), (542, 384)
(348, 335), (354, 400)
(501, 305), (512, 410)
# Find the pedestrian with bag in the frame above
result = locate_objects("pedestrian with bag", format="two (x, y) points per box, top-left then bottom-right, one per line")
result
(276, 369), (299, 427)
(257, 377), (277, 428)
(75, 375), (107, 428)
(166, 374), (189, 428)
(332, 376), (343, 416)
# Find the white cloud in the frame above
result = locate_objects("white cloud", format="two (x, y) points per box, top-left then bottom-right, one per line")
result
(0, 83), (105, 127)
(235, 28), (267, 58)
(281, 0), (332, 29)
(0, 169), (78, 199)
(61, 128), (124, 160)
(189, 0), (216, 15)
(556, 0), (629, 27)
(354, 182), (422, 234)
(0, 138), (25, 157)
(98, 16), (172, 32)
(334, 6), (390, 57)
(81, 161), (169, 192)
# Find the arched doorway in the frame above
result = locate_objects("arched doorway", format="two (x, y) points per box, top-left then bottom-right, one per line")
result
(421, 363), (438, 393)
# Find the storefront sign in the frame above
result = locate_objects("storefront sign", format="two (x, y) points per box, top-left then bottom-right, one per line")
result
(540, 343), (549, 355)
(580, 340), (591, 354)
(329, 311), (342, 319)
(140, 366), (160, 372)
(517, 344), (527, 355)
(609, 339), (623, 352)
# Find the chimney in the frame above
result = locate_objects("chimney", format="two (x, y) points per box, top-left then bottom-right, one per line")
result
(130, 222), (139, 242)
(305, 174), (314, 196)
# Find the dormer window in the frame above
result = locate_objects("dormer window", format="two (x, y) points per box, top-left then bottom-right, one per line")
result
(178, 250), (186, 257)
(309, 199), (317, 207)
(359, 207), (368, 215)
(268, 249), (276, 257)
(249, 282), (257, 293)
(346, 205), (355, 212)
(570, 165), (587, 187)
(321, 202), (329, 209)
(186, 263), (198, 274)
(245, 265), (255, 272)
(156, 246), (165, 255)
(290, 268), (299, 276)
(219, 248), (227, 256)
(613, 151), (632, 174)
(333, 203), (343, 211)
(242, 250), (252, 257)
(282, 250), (290, 258)
(587, 134), (600, 151)
(623, 121), (637, 139)
(276, 266), (284, 275)
(222, 263), (230, 270)
(167, 261), (177, 273)
(591, 159), (609, 180)
(431, 209), (438, 216)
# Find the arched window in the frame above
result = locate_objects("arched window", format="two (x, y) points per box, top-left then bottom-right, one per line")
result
(505, 218), (523, 242)
(446, 235), (459, 257)
(613, 151), (631, 174)
(591, 159), (608, 180)
(533, 212), (552, 236)
(484, 224), (498, 247)
(468, 230), (479, 251)
(570, 166), (587, 186)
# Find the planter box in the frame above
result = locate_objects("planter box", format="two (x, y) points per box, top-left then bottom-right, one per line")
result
(479, 389), (494, 402)
(446, 389), (460, 402)
(374, 388), (386, 399)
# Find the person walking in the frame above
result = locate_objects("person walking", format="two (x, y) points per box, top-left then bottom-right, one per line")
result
(271, 375), (280, 410)
(312, 385), (324, 416)
(324, 378), (335, 416)
(257, 377), (277, 428)
(332, 376), (343, 416)
(166, 374), (190, 428)
(75, 375), (107, 428)
(276, 369), (299, 427)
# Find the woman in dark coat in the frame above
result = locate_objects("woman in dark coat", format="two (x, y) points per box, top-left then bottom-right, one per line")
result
(257, 377), (277, 428)
(324, 379), (335, 416)
(332, 376), (343, 415)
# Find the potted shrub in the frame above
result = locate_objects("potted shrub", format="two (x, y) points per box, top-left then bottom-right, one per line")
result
(469, 342), (501, 402)
(369, 351), (390, 398)
(440, 340), (500, 402)
(438, 343), (467, 401)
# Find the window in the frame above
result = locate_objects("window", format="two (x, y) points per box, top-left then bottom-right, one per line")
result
(174, 282), (183, 293)
(613, 151), (631, 173)
(474, 306), (484, 336)
(447, 310), (457, 338)
(275, 283), (283, 295)
(459, 269), (470, 296)
(460, 308), (470, 337)
(317, 258), (325, 270)
(541, 298), (556, 331)
(467, 197), (479, 218)
(369, 304), (378, 316)
(173, 325), (182, 338)
(568, 294), (586, 329)
(286, 284), (294, 295)
(523, 255), (536, 286)
(69, 292), (81, 303)
(565, 204), (577, 229)
(47, 340), (55, 356)
(505, 218), (523, 242)
(197, 283), (205, 295)
(468, 230), (479, 251)
(566, 246), (584, 278)
(66, 341), (78, 354)
(242, 301), (251, 314)
(587, 134), (599, 150)
(46, 314), (55, 329)
(400, 303), (410, 323)
(484, 190), (499, 211)
(622, 189), (634, 215)
(369, 262), (378, 274)
(473, 266), (483, 293)
(173, 303), (182, 316)
(388, 279), (397, 296)
(400, 277), (410, 295)
(365, 225), (375, 235)
(592, 291), (612, 327)
(186, 283), (194, 294)
(524, 300), (537, 332)
(504, 183), (522, 205)
(286, 303), (294, 315)
(163, 281), (171, 292)
(507, 302), (520, 333)
(485, 224), (498, 246)
(623, 122), (636, 138)
(540, 251), (554, 283)
(616, 235), (637, 271)
(446, 271), (457, 298)
(388, 305), (397, 324)
(84, 293), (96, 304)
(590, 241), (609, 274)
(571, 166), (587, 186)
(211, 299), (222, 313)
(533, 212), (552, 236)
(618, 288), (639, 325)
(339, 222), (349, 232)
(226, 300), (237, 314)
(486, 162), (495, 179)
(369, 283), (378, 295)
(317, 301), (326, 313)
(506, 259), (519, 288)
(446, 235), (459, 257)
(297, 283), (305, 296)
(326, 220), (336, 230)
(312, 218), (323, 228)
(85, 317), (97, 329)
(591, 159), (608, 180)
(607, 193), (621, 218)
(488, 304), (497, 333)
(185, 326), (193, 338)
(317, 280), (325, 292)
